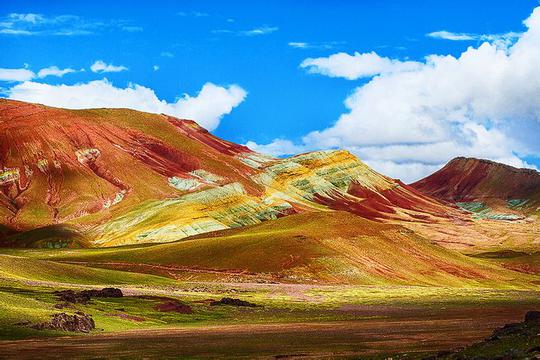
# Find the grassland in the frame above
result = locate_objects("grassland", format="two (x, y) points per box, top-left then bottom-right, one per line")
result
(0, 212), (538, 358)
(7, 212), (539, 290)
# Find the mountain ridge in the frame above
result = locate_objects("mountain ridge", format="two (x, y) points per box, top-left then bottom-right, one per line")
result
(1, 99), (536, 250)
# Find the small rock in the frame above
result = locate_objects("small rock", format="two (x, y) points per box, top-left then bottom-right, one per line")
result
(210, 297), (257, 307)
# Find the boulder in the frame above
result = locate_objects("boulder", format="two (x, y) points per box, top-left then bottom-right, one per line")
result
(33, 312), (95, 333)
(81, 288), (123, 298)
(53, 290), (91, 304)
(54, 288), (123, 304)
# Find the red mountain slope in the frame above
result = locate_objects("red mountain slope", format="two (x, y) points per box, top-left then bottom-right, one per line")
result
(0, 99), (460, 247)
(411, 157), (540, 203)
(0, 99), (262, 231)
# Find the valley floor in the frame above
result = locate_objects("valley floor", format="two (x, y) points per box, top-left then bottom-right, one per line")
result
(0, 254), (539, 358)
(1, 305), (536, 360)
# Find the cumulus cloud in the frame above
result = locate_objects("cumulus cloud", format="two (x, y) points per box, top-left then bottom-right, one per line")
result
(7, 79), (247, 131)
(251, 6), (540, 182)
(300, 51), (422, 80)
(90, 60), (128, 73)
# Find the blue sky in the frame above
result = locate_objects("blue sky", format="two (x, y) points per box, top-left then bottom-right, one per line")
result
(1, 1), (539, 182)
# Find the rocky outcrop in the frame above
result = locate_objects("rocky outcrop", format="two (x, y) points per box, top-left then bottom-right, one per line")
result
(54, 288), (123, 304)
(32, 312), (95, 333)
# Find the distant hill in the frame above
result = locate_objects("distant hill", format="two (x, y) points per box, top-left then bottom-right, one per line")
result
(411, 157), (540, 202)
(411, 157), (540, 217)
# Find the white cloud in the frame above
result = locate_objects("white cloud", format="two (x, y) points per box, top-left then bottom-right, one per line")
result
(8, 13), (44, 24)
(245, 139), (305, 157)
(241, 25), (278, 36)
(7, 79), (247, 131)
(288, 41), (343, 50)
(37, 66), (77, 78)
(0, 29), (34, 35)
(214, 25), (279, 37)
(160, 51), (174, 58)
(153, 65), (160, 71)
(0, 13), (142, 36)
(363, 160), (442, 183)
(428, 30), (521, 43)
(251, 6), (540, 182)
(289, 42), (308, 49)
(300, 51), (422, 80)
(427, 31), (476, 41)
(90, 60), (128, 73)
(0, 66), (79, 82)
(0, 68), (35, 82)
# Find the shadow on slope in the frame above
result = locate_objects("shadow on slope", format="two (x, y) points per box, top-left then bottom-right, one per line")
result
(0, 225), (89, 249)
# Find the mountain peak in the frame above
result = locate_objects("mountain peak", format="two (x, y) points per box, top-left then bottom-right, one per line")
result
(411, 157), (540, 202)
(447, 157), (539, 175)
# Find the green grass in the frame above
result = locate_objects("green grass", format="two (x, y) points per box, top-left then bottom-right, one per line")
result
(0, 254), (174, 286)
(456, 202), (521, 220)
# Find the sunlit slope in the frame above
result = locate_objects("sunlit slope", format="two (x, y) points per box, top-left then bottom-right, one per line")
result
(0, 254), (172, 286)
(92, 150), (460, 247)
(36, 212), (538, 287)
(0, 99), (475, 248)
(92, 182), (294, 246)
(0, 99), (263, 232)
(254, 150), (458, 221)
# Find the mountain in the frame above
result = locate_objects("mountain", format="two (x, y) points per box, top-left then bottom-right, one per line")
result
(411, 157), (540, 218)
(412, 157), (540, 202)
(0, 99), (457, 248)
